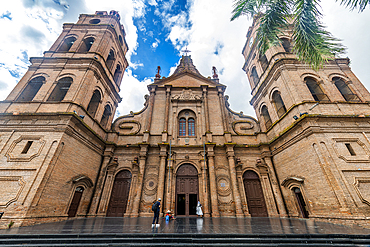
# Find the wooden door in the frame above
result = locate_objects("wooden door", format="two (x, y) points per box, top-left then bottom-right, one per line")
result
(243, 171), (268, 217)
(176, 164), (198, 216)
(68, 187), (84, 217)
(107, 170), (131, 217)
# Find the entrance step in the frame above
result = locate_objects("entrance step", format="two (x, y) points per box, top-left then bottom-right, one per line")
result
(0, 233), (369, 246)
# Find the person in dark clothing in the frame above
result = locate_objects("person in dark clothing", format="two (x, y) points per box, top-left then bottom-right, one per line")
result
(152, 198), (161, 228)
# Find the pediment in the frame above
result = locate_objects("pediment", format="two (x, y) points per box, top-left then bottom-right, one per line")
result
(151, 72), (224, 88)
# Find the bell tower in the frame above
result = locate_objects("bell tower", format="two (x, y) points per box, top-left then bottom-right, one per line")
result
(1, 10), (128, 131)
(242, 16), (370, 134)
(242, 17), (370, 222)
(0, 11), (128, 228)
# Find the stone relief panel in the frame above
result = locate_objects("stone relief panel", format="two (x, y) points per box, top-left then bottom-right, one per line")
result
(5, 136), (45, 162)
(171, 89), (202, 102)
(0, 176), (25, 207)
(216, 175), (232, 196)
(333, 138), (370, 162)
(142, 170), (159, 205)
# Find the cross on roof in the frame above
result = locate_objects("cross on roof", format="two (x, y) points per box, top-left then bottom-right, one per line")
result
(181, 46), (191, 56)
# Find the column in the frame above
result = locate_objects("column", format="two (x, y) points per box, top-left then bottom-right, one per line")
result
(156, 145), (167, 216)
(131, 145), (148, 217)
(263, 156), (287, 216)
(202, 86), (210, 132)
(226, 145), (244, 217)
(97, 162), (117, 214)
(207, 145), (220, 217)
(201, 158), (210, 217)
(165, 158), (173, 213)
(88, 155), (111, 215)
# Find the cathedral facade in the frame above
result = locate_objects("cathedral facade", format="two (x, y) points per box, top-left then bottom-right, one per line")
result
(1, 11), (370, 228)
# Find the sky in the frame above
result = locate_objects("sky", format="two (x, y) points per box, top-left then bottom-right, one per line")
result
(0, 0), (369, 119)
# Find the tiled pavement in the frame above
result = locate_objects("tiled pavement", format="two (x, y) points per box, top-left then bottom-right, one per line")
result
(1, 217), (369, 235)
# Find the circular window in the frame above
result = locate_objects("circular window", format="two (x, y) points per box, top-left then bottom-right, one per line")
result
(89, 19), (100, 24)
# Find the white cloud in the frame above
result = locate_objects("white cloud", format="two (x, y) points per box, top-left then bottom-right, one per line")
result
(116, 69), (151, 118)
(148, 0), (158, 7)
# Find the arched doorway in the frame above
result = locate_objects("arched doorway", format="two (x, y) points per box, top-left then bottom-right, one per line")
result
(293, 187), (309, 218)
(176, 164), (198, 216)
(107, 170), (132, 217)
(68, 186), (84, 217)
(243, 170), (268, 217)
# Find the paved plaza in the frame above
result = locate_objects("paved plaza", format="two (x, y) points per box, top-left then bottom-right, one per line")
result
(1, 217), (369, 235)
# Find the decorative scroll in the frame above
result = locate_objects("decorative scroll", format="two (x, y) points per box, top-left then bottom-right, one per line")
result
(117, 121), (141, 135)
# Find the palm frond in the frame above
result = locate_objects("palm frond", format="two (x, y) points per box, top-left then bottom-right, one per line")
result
(256, 0), (291, 54)
(337, 0), (369, 11)
(231, 0), (266, 20)
(293, 0), (345, 70)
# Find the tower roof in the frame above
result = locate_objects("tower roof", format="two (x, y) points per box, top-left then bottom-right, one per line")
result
(171, 55), (202, 76)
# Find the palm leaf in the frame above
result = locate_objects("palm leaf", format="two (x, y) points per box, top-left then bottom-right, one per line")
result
(337, 0), (369, 11)
(292, 0), (345, 69)
(256, 0), (291, 54)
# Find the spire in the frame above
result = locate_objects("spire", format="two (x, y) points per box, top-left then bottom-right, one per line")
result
(172, 55), (202, 76)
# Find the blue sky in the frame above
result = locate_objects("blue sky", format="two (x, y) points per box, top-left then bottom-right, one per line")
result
(0, 0), (370, 119)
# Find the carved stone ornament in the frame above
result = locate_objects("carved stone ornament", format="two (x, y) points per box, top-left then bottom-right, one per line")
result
(171, 89), (202, 102)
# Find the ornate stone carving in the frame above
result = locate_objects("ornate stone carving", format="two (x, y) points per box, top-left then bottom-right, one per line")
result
(171, 89), (202, 101)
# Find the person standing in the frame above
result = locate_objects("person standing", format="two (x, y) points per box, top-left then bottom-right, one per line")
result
(152, 198), (161, 228)
(196, 201), (203, 217)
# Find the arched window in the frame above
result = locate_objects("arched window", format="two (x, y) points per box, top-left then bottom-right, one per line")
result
(100, 104), (112, 128)
(113, 64), (122, 84)
(305, 78), (329, 102)
(178, 110), (196, 137)
(261, 105), (272, 129)
(251, 67), (259, 87)
(17, 76), (45, 102)
(47, 77), (72, 102)
(119, 35), (123, 46)
(78, 37), (94, 53)
(281, 38), (291, 53)
(87, 90), (101, 117)
(293, 187), (309, 218)
(188, 118), (195, 136)
(259, 54), (268, 71)
(67, 186), (84, 217)
(272, 91), (287, 118)
(179, 118), (186, 136)
(58, 37), (76, 52)
(333, 77), (360, 102)
(106, 49), (115, 70)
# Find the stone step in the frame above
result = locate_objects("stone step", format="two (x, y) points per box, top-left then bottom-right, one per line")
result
(0, 233), (369, 246)
(0, 243), (363, 247)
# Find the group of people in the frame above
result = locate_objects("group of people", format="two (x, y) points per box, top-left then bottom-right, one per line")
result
(151, 198), (203, 228)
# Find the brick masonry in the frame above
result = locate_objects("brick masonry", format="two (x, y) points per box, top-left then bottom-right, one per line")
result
(1, 12), (370, 229)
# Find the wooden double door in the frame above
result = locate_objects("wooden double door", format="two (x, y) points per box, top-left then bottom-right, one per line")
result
(176, 164), (198, 216)
(243, 170), (268, 217)
(107, 170), (132, 217)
